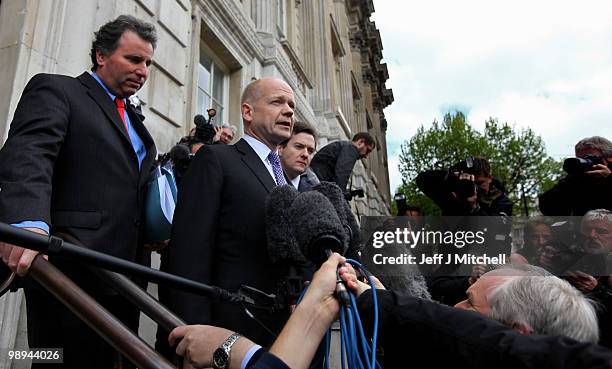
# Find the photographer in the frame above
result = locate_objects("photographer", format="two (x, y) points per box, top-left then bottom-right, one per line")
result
(539, 136), (612, 216)
(416, 156), (512, 216)
(417, 157), (512, 305)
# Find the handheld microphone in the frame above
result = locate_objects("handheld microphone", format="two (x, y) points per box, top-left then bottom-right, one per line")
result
(288, 191), (347, 265)
(265, 185), (306, 265)
(265, 185), (310, 309)
(313, 181), (362, 259)
(288, 191), (350, 306)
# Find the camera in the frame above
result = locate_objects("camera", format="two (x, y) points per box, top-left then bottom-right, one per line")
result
(193, 108), (217, 144)
(446, 157), (478, 199)
(394, 193), (408, 215)
(345, 188), (365, 201)
(563, 154), (608, 176)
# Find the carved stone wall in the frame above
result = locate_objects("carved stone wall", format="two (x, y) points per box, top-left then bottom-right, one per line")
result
(0, 1), (393, 365)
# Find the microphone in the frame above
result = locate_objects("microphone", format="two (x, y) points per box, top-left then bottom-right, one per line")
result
(265, 185), (310, 309)
(193, 114), (207, 126)
(313, 182), (362, 259)
(265, 185), (307, 265)
(288, 191), (348, 266)
(288, 190), (352, 305)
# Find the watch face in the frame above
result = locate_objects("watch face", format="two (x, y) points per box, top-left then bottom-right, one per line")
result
(213, 348), (228, 369)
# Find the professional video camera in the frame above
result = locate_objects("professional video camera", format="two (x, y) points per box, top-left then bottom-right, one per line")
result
(563, 154), (610, 176)
(193, 108), (218, 145)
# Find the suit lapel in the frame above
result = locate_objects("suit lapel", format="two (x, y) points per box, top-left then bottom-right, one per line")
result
(127, 103), (157, 185)
(77, 73), (133, 146)
(235, 139), (275, 193)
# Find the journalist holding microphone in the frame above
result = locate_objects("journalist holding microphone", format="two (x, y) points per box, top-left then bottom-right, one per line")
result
(170, 253), (612, 369)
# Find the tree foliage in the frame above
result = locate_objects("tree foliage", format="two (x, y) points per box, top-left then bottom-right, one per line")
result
(397, 112), (562, 215)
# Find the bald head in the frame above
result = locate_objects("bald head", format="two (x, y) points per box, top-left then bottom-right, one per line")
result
(240, 77), (295, 149)
(241, 77), (291, 105)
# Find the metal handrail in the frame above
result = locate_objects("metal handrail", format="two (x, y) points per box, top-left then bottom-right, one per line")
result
(54, 232), (186, 333)
(28, 255), (176, 369)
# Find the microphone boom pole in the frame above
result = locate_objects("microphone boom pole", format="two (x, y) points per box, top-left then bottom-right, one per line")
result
(0, 222), (254, 306)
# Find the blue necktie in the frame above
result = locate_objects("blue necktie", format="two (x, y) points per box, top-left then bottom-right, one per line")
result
(268, 151), (287, 186)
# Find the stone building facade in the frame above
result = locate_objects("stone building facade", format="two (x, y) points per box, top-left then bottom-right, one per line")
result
(0, 0), (393, 366)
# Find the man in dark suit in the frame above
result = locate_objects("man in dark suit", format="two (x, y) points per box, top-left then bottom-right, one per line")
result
(278, 121), (319, 192)
(0, 15), (157, 369)
(161, 77), (296, 351)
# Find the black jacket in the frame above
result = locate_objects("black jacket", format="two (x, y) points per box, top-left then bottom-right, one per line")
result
(310, 141), (360, 192)
(416, 170), (513, 216)
(0, 73), (156, 291)
(539, 174), (612, 216)
(358, 289), (612, 369)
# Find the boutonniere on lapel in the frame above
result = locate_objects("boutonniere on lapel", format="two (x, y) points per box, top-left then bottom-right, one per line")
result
(128, 95), (146, 120)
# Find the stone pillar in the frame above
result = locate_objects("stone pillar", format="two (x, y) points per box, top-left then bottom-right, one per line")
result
(253, 0), (274, 35)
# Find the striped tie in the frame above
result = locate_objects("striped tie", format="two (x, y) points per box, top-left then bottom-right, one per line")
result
(268, 150), (287, 186)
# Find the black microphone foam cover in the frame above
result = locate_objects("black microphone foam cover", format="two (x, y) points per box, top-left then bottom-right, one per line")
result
(265, 185), (306, 264)
(194, 114), (207, 126)
(289, 191), (347, 265)
(314, 181), (362, 259)
(313, 181), (349, 224)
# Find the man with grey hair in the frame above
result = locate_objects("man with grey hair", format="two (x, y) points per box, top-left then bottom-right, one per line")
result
(540, 136), (612, 215)
(564, 209), (612, 348)
(455, 264), (600, 343)
(213, 124), (237, 144)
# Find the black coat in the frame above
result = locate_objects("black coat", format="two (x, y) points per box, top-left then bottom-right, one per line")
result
(358, 289), (612, 369)
(416, 170), (513, 216)
(0, 72), (156, 280)
(161, 139), (288, 346)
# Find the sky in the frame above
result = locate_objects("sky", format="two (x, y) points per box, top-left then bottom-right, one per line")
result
(372, 0), (612, 193)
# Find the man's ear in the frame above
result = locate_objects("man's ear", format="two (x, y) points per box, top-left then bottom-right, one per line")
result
(96, 50), (108, 69)
(241, 102), (253, 123)
(511, 322), (533, 335)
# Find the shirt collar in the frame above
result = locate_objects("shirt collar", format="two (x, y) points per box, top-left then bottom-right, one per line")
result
(243, 134), (277, 162)
(91, 71), (119, 102)
(289, 175), (300, 189)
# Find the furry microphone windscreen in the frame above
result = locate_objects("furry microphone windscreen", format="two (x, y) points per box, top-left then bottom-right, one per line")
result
(288, 191), (348, 265)
(313, 181), (362, 258)
(265, 185), (307, 264)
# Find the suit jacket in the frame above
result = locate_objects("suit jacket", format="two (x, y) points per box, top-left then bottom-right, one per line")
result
(309, 140), (360, 192)
(0, 73), (156, 285)
(162, 138), (288, 346)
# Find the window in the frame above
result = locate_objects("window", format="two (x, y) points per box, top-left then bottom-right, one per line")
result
(197, 42), (228, 123)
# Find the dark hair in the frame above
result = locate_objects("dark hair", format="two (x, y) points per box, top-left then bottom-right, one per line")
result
(352, 132), (375, 148)
(90, 15), (157, 71)
(465, 156), (491, 177)
(279, 121), (317, 147)
(523, 217), (550, 238)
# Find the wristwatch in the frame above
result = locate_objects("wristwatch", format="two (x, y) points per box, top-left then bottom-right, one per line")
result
(212, 332), (242, 369)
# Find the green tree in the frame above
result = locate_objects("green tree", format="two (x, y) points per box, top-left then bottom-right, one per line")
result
(397, 112), (562, 215)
